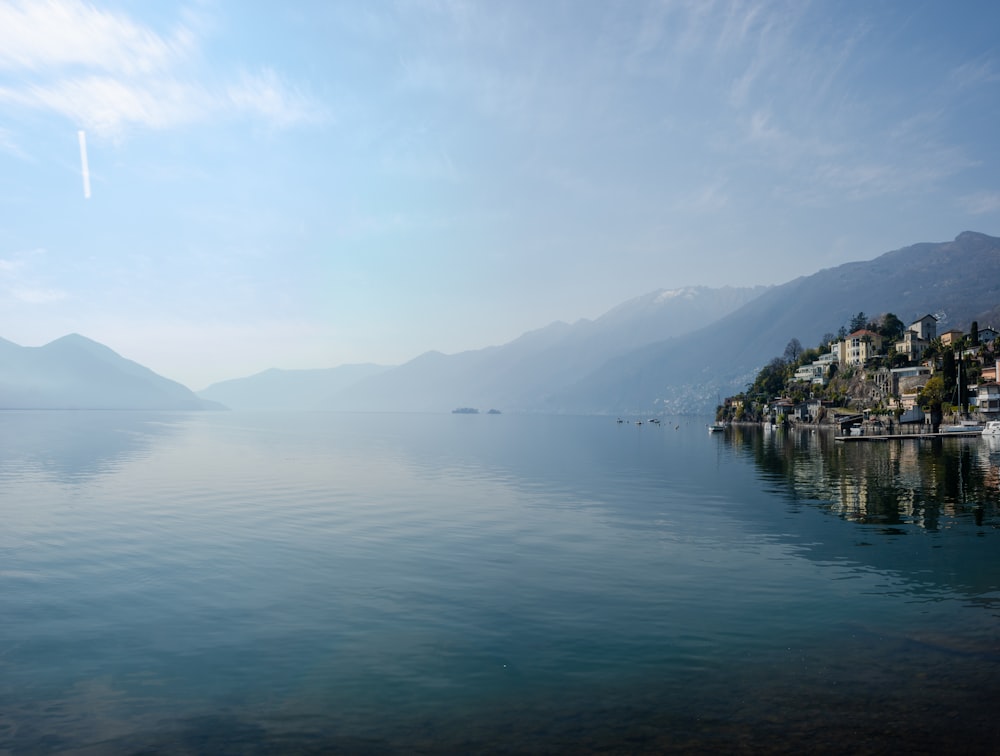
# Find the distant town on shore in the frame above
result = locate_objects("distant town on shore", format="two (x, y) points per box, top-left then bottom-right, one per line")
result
(719, 311), (1000, 433)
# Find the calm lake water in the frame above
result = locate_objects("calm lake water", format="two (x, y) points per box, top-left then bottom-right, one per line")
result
(1, 411), (999, 754)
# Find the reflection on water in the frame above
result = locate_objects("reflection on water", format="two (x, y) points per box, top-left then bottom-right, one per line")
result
(1, 413), (999, 753)
(719, 424), (1000, 614)
(0, 410), (184, 483)
(725, 424), (1000, 530)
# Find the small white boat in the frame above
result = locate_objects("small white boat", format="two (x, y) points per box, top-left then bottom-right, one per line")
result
(940, 419), (985, 433)
(982, 420), (1000, 437)
(707, 422), (725, 432)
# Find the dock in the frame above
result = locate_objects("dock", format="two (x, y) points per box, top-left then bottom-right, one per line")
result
(835, 431), (983, 441)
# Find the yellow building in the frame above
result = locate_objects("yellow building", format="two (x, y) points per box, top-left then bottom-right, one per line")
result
(939, 329), (964, 347)
(837, 329), (884, 367)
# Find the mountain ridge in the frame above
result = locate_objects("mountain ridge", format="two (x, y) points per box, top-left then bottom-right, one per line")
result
(0, 333), (223, 410)
(551, 231), (1000, 413)
(310, 231), (1000, 415)
(7, 232), (999, 414)
(197, 363), (390, 411)
(243, 285), (768, 412)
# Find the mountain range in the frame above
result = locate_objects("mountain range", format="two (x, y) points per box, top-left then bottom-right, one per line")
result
(198, 364), (390, 411)
(555, 230), (1000, 414)
(193, 285), (766, 411)
(215, 231), (996, 415)
(4, 232), (999, 413)
(0, 334), (220, 410)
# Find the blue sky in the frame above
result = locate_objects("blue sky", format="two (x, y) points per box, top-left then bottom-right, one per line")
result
(2, 0), (999, 389)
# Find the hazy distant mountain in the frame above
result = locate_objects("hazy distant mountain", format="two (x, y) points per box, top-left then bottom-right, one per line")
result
(308, 231), (1000, 415)
(321, 286), (769, 412)
(23, 232), (994, 416)
(0, 334), (221, 410)
(553, 231), (1000, 413)
(198, 364), (390, 410)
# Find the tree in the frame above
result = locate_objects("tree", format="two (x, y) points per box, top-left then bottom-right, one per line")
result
(797, 346), (820, 366)
(923, 337), (943, 362)
(751, 357), (788, 401)
(917, 375), (945, 411)
(783, 338), (803, 362)
(942, 350), (956, 397)
(970, 321), (979, 346)
(955, 353), (977, 412)
(878, 313), (905, 342)
(849, 311), (868, 332)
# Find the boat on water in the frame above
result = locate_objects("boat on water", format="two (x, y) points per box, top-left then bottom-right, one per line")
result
(707, 422), (726, 432)
(940, 419), (985, 433)
(982, 420), (1000, 437)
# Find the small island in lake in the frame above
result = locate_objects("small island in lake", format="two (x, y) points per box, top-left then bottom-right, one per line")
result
(487, 409), (501, 414)
(452, 407), (479, 414)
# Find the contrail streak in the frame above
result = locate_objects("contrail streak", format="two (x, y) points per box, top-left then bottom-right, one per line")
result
(78, 130), (91, 199)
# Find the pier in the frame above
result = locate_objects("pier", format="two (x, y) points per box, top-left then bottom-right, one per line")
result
(835, 431), (983, 441)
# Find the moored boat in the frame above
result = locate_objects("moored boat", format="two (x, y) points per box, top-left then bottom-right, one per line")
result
(940, 419), (985, 433)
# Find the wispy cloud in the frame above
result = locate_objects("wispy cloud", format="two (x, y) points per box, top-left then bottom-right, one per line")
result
(227, 69), (326, 129)
(0, 0), (322, 138)
(8, 286), (68, 304)
(958, 191), (1000, 216)
(790, 147), (973, 206)
(0, 248), (68, 304)
(0, 247), (45, 272)
(672, 179), (730, 213)
(949, 57), (1000, 90)
(0, 126), (31, 160)
(0, 75), (205, 136)
(0, 0), (191, 74)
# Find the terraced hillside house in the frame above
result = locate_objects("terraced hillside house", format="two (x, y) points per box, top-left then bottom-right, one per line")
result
(837, 329), (884, 367)
(899, 314), (938, 362)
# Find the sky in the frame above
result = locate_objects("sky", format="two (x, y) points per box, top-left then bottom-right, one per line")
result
(2, 0), (1000, 390)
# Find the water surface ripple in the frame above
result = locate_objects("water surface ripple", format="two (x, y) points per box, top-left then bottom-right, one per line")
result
(1, 412), (998, 753)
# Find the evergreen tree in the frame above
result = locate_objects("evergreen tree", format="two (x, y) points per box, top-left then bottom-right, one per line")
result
(942, 350), (956, 398)
(957, 360), (967, 411)
(849, 312), (868, 332)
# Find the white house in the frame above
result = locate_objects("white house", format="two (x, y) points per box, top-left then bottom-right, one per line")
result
(976, 383), (1000, 415)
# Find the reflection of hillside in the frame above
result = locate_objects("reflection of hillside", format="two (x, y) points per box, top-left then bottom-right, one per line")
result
(721, 425), (1000, 603)
(826, 439), (997, 530)
(0, 411), (182, 483)
(726, 426), (1000, 532)
(983, 436), (1000, 491)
